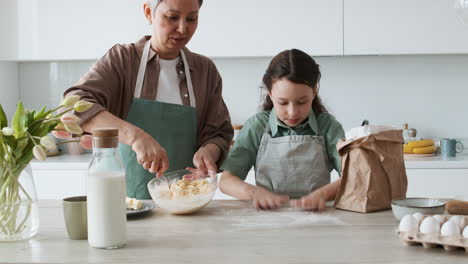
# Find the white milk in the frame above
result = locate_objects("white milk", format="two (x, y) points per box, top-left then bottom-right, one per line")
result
(87, 173), (126, 249)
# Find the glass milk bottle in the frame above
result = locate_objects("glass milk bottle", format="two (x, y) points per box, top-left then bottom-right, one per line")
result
(87, 128), (126, 249)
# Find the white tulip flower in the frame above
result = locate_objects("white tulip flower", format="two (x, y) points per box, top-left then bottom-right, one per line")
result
(33, 145), (47, 161)
(1, 127), (14, 136)
(40, 136), (57, 151)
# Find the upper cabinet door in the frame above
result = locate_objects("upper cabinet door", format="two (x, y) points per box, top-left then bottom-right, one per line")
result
(344, 0), (468, 55)
(187, 0), (343, 57)
(0, 1), (19, 60)
(3, 0), (343, 60)
(15, 0), (149, 60)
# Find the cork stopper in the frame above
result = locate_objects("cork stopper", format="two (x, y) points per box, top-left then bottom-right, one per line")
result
(92, 128), (118, 138)
(92, 128), (118, 148)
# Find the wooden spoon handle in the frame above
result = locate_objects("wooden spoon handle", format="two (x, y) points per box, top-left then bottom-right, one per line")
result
(446, 200), (468, 215)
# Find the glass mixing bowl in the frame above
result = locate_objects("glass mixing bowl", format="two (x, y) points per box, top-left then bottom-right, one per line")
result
(147, 169), (217, 215)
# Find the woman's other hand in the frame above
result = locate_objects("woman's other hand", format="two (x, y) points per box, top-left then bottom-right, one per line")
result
(252, 187), (289, 210)
(131, 130), (169, 177)
(193, 143), (220, 174)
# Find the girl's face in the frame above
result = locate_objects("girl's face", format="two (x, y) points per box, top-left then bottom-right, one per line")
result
(269, 78), (316, 128)
(144, 0), (199, 59)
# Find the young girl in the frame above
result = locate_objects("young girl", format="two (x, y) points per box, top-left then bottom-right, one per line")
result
(219, 49), (345, 211)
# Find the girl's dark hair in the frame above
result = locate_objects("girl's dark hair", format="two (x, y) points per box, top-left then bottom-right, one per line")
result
(261, 49), (327, 113)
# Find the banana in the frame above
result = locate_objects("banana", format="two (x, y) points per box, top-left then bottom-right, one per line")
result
(412, 145), (437, 154)
(407, 139), (434, 148)
(403, 144), (413, 154)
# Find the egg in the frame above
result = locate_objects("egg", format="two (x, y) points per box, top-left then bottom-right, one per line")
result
(412, 212), (425, 224)
(449, 215), (467, 229)
(399, 214), (419, 233)
(419, 216), (440, 234)
(463, 226), (468, 238)
(432, 214), (446, 224)
(440, 220), (461, 237)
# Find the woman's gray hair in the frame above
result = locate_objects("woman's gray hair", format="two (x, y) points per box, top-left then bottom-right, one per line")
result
(146, 0), (203, 16)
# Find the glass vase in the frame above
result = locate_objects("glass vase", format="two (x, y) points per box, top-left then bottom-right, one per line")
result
(0, 163), (40, 241)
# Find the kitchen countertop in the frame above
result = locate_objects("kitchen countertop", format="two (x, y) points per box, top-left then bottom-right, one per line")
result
(30, 153), (468, 170)
(0, 200), (465, 263)
(403, 153), (468, 169)
(30, 153), (92, 170)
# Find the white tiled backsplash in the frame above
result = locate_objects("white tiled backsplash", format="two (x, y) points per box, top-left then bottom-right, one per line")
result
(10, 54), (468, 144)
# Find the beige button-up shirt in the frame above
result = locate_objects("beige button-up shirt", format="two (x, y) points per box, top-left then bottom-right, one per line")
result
(64, 36), (233, 164)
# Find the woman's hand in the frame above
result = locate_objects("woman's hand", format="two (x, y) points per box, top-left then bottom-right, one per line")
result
(193, 144), (220, 174)
(182, 167), (211, 180)
(131, 130), (169, 177)
(252, 186), (289, 210)
(290, 190), (327, 211)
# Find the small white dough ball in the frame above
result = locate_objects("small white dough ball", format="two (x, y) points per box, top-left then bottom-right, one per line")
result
(399, 214), (419, 233)
(463, 226), (468, 238)
(420, 216), (440, 234)
(432, 214), (446, 224)
(449, 215), (466, 229)
(412, 212), (425, 224)
(440, 220), (461, 237)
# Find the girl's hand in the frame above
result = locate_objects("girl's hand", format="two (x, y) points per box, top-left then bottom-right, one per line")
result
(131, 131), (169, 177)
(252, 186), (289, 210)
(290, 190), (326, 211)
(193, 144), (220, 174)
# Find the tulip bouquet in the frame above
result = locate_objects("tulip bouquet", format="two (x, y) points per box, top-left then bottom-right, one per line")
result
(0, 95), (92, 240)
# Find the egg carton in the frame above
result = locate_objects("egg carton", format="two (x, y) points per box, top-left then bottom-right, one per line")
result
(397, 214), (468, 252)
(398, 232), (468, 251)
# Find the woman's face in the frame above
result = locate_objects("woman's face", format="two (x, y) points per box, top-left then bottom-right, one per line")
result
(145, 0), (199, 59)
(269, 78), (316, 128)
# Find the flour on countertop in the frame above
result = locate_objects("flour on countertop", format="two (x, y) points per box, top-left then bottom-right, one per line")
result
(218, 207), (348, 231)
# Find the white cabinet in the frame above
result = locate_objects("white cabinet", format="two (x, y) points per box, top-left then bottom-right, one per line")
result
(406, 169), (468, 199)
(2, 0), (342, 60)
(34, 170), (87, 199)
(0, 1), (18, 61)
(10, 0), (149, 60)
(344, 0), (468, 55)
(31, 155), (468, 201)
(188, 0), (344, 57)
(4, 0), (468, 59)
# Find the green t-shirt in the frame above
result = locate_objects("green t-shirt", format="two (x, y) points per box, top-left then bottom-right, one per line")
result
(220, 108), (345, 180)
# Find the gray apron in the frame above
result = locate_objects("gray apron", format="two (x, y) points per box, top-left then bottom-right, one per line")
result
(119, 39), (197, 199)
(255, 120), (331, 199)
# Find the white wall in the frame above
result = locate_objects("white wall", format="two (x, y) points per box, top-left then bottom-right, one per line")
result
(0, 63), (19, 119)
(216, 55), (468, 140)
(15, 54), (468, 142)
(19, 61), (93, 110)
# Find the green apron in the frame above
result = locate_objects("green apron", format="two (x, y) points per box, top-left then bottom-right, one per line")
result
(119, 39), (197, 199)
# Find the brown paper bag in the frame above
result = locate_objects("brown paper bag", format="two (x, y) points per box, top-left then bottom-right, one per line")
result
(333, 129), (407, 213)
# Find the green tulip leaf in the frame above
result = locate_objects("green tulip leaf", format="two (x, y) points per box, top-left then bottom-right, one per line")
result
(0, 104), (7, 128)
(13, 138), (29, 160)
(33, 106), (48, 120)
(12, 102), (26, 138)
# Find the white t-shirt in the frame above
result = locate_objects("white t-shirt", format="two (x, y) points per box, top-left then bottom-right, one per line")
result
(156, 57), (183, 105)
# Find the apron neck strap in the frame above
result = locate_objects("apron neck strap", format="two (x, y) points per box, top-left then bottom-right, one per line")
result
(134, 39), (196, 108)
(134, 40), (151, 99)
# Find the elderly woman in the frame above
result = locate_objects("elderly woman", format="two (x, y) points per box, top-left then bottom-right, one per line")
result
(64, 0), (233, 199)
